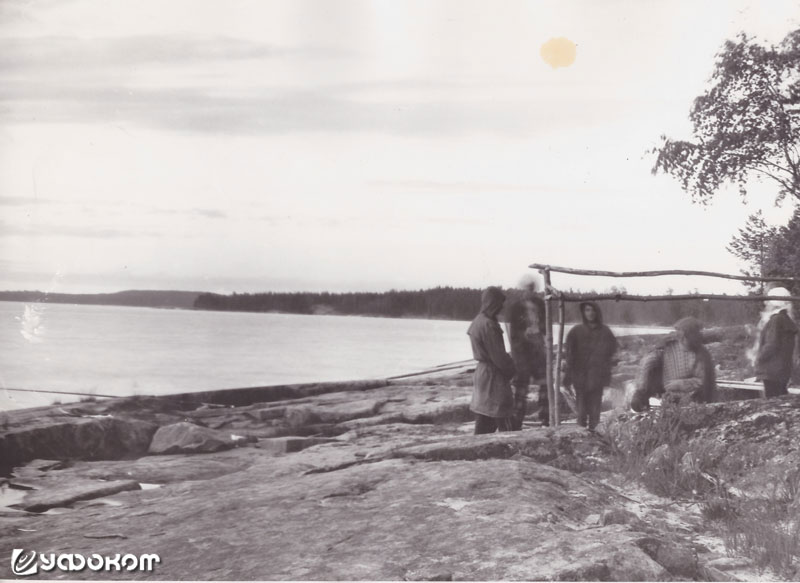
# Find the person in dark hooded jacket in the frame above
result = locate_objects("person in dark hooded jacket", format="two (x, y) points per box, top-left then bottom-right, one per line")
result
(563, 302), (617, 431)
(468, 286), (516, 434)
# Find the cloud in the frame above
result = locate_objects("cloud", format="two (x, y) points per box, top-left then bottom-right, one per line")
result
(191, 208), (226, 219)
(0, 221), (157, 239)
(369, 180), (543, 195)
(257, 215), (289, 224)
(0, 34), (633, 137)
(368, 179), (635, 197)
(0, 0), (61, 27)
(422, 216), (492, 227)
(150, 207), (228, 219)
(0, 195), (55, 206)
(0, 80), (624, 138)
(0, 35), (334, 72)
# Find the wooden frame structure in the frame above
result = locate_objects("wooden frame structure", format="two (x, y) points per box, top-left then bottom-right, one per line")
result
(530, 263), (800, 427)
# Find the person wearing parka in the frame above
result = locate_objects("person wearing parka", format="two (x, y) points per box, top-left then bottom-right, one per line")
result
(563, 302), (617, 431)
(755, 288), (798, 397)
(468, 286), (516, 434)
(629, 316), (716, 411)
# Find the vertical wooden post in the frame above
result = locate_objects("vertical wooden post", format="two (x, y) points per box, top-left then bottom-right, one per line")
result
(542, 268), (555, 427)
(554, 297), (565, 427)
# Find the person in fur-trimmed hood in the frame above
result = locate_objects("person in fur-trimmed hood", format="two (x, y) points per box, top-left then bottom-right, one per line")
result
(756, 286), (798, 398)
(563, 302), (617, 431)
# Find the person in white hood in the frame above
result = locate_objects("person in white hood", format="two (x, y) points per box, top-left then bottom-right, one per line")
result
(755, 286), (798, 397)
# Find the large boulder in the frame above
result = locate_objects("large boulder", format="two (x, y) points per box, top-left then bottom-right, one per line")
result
(148, 422), (254, 455)
(0, 416), (158, 467)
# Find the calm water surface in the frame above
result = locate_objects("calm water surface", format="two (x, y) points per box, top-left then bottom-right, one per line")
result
(0, 301), (668, 411)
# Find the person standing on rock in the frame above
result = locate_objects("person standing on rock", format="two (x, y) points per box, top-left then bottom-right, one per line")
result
(563, 302), (617, 432)
(755, 287), (798, 398)
(629, 316), (716, 411)
(506, 286), (547, 430)
(468, 286), (516, 434)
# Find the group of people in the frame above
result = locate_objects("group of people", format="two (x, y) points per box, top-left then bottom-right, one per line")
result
(467, 285), (798, 435)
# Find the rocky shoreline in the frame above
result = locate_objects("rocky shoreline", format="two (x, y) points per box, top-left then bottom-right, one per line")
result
(1, 329), (797, 580)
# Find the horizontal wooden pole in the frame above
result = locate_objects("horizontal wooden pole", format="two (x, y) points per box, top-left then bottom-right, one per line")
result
(544, 286), (800, 302)
(530, 263), (800, 284)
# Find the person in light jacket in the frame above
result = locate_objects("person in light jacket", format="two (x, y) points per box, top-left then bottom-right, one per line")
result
(468, 287), (516, 434)
(756, 287), (798, 398)
(630, 316), (716, 411)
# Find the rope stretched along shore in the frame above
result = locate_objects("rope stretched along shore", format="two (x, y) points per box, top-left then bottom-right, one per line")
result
(2, 387), (118, 399)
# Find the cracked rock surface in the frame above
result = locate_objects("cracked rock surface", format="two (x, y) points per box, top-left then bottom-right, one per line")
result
(0, 369), (791, 580)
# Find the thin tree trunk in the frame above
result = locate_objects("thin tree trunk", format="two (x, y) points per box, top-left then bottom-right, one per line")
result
(554, 298), (566, 426)
(542, 269), (555, 427)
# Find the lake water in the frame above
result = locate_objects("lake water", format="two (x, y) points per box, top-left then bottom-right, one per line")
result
(0, 301), (669, 411)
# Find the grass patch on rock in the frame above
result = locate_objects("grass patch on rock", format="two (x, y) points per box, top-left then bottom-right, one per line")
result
(605, 403), (800, 577)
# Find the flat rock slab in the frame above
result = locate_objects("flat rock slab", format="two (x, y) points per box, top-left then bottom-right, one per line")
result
(17, 459), (67, 473)
(285, 399), (386, 426)
(393, 425), (610, 473)
(0, 427), (712, 580)
(15, 479), (141, 513)
(258, 436), (337, 454)
(18, 449), (263, 485)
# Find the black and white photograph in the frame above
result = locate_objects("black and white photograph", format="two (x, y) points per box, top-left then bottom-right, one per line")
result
(2, 0), (800, 580)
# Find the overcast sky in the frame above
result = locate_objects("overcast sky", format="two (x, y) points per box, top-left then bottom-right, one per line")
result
(1, 0), (799, 296)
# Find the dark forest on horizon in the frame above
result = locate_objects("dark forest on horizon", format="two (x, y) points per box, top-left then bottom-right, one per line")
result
(0, 286), (764, 326)
(192, 287), (761, 326)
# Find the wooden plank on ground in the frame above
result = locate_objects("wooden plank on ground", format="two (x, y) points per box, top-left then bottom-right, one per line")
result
(717, 380), (800, 395)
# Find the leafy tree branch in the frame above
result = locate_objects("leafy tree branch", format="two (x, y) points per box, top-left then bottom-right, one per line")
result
(652, 31), (800, 205)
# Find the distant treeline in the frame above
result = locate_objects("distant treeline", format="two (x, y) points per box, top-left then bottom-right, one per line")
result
(193, 287), (761, 326)
(567, 296), (759, 327)
(0, 290), (200, 310)
(194, 287), (483, 321)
